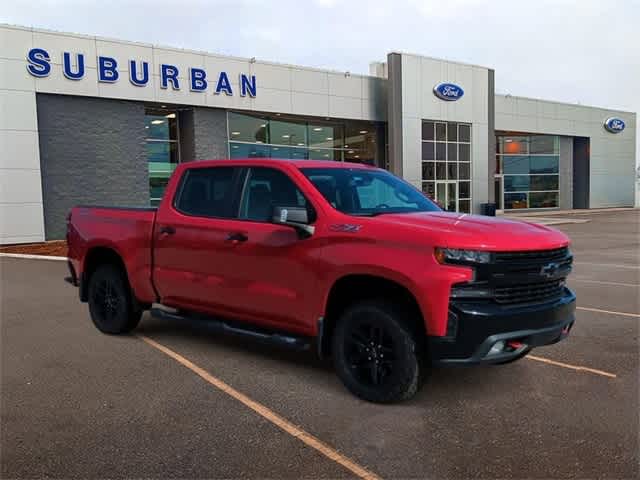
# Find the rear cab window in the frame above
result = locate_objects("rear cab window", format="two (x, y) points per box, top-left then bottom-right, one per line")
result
(174, 167), (243, 218)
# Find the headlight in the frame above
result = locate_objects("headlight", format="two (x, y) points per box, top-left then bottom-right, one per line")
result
(435, 247), (491, 265)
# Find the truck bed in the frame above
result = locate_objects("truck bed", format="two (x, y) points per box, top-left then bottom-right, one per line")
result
(67, 205), (158, 304)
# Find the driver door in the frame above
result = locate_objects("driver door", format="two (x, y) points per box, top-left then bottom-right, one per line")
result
(218, 166), (321, 332)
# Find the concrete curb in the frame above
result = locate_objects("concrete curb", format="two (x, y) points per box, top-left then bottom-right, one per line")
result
(505, 217), (591, 226)
(0, 253), (68, 261)
(503, 207), (638, 217)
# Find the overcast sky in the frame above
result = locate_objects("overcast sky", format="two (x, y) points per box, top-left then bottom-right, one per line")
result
(3, 0), (639, 164)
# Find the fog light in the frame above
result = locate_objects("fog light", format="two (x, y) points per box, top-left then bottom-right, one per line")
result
(488, 340), (505, 355)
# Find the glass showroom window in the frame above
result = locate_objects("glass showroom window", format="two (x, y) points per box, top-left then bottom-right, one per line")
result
(145, 109), (180, 206)
(421, 121), (472, 213)
(497, 135), (559, 209)
(227, 112), (378, 165)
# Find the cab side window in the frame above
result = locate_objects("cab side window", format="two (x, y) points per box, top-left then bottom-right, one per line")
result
(175, 167), (239, 218)
(240, 167), (313, 222)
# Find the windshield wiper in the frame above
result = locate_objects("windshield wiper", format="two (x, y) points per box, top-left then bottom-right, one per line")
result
(368, 211), (392, 216)
(350, 211), (400, 217)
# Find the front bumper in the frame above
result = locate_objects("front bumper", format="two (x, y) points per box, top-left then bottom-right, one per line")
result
(429, 288), (576, 365)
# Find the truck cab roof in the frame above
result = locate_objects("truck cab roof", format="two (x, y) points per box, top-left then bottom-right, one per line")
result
(182, 158), (377, 170)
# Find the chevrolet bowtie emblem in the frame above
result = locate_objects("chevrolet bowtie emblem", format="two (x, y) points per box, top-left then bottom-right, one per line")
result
(540, 262), (560, 278)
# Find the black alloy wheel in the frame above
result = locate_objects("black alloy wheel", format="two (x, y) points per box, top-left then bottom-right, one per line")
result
(87, 264), (142, 334)
(332, 300), (423, 403)
(92, 277), (124, 324)
(345, 322), (396, 387)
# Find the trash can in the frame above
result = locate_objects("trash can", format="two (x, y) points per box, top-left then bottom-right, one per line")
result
(480, 203), (497, 216)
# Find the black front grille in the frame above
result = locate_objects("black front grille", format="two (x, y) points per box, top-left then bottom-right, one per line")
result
(494, 279), (565, 305)
(492, 256), (573, 276)
(452, 247), (573, 306)
(494, 247), (569, 264)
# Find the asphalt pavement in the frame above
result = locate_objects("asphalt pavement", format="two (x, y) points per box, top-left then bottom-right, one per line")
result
(1, 209), (638, 479)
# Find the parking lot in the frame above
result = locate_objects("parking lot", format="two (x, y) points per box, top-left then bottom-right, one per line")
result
(1, 209), (638, 479)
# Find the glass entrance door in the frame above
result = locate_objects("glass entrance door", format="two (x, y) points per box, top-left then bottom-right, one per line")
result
(436, 180), (458, 212)
(436, 182), (446, 209)
(494, 174), (503, 211)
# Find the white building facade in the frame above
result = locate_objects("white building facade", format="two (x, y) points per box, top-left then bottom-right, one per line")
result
(0, 24), (636, 243)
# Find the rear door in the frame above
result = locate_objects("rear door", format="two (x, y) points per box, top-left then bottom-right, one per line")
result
(152, 165), (248, 314)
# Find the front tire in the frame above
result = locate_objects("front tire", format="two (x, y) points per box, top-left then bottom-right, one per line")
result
(87, 264), (142, 334)
(332, 300), (423, 403)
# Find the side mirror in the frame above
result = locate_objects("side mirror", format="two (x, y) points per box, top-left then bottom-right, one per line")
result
(271, 206), (315, 237)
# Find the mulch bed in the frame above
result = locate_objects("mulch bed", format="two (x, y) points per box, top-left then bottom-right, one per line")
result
(0, 240), (68, 257)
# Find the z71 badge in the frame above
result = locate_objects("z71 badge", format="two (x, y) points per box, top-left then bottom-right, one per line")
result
(329, 224), (362, 233)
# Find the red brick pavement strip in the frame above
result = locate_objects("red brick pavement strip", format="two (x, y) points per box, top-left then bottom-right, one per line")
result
(0, 240), (67, 257)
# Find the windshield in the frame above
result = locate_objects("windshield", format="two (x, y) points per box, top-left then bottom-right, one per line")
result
(301, 168), (441, 216)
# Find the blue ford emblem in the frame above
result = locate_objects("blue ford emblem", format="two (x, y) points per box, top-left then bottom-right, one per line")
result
(604, 117), (625, 133)
(433, 83), (464, 101)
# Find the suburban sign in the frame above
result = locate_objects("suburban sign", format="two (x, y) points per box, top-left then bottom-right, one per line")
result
(433, 82), (464, 101)
(603, 117), (625, 134)
(25, 47), (257, 97)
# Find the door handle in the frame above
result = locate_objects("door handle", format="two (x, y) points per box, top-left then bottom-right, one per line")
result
(225, 232), (248, 243)
(160, 226), (176, 235)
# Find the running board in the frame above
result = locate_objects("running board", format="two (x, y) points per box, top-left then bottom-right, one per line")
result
(149, 307), (311, 352)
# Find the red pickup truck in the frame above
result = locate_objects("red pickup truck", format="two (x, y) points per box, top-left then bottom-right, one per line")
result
(66, 159), (575, 403)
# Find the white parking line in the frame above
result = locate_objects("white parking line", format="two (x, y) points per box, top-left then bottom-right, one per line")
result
(139, 335), (381, 480)
(526, 355), (617, 378)
(574, 261), (640, 270)
(0, 253), (67, 261)
(571, 277), (639, 288)
(577, 306), (640, 318)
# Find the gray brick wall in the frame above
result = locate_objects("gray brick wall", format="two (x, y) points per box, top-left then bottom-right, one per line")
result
(178, 109), (196, 162)
(192, 107), (228, 160)
(37, 94), (147, 240)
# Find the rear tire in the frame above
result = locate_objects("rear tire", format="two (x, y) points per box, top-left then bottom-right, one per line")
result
(87, 264), (142, 334)
(332, 300), (423, 403)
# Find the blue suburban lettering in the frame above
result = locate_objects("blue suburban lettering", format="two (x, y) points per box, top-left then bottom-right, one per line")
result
(129, 60), (149, 86)
(26, 48), (257, 97)
(98, 56), (119, 82)
(240, 74), (256, 97)
(62, 52), (85, 80)
(215, 71), (233, 95)
(190, 68), (207, 92)
(26, 48), (51, 77)
(160, 64), (180, 90)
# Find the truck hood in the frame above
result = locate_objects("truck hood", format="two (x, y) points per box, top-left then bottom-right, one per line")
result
(371, 211), (569, 251)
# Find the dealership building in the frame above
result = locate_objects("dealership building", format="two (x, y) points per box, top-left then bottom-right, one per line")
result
(1, 24), (637, 243)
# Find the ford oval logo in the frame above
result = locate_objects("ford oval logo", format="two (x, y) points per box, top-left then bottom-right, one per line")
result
(433, 82), (464, 101)
(604, 117), (625, 133)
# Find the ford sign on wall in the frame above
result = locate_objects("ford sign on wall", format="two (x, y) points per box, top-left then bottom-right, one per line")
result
(604, 117), (625, 134)
(433, 83), (464, 101)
